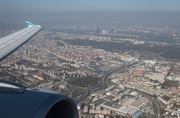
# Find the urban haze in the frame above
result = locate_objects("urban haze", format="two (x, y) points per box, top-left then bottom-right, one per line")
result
(1, 0), (180, 118)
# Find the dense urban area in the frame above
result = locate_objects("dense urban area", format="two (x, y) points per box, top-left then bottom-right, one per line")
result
(1, 25), (180, 118)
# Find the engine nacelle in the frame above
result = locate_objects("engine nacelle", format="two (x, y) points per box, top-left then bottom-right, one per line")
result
(0, 80), (78, 118)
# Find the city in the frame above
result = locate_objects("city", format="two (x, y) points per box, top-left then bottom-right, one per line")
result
(1, 24), (180, 118)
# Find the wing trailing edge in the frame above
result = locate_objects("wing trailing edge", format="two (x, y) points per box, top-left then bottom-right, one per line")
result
(0, 21), (42, 61)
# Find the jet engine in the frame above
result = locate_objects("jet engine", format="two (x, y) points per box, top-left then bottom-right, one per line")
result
(0, 80), (78, 118)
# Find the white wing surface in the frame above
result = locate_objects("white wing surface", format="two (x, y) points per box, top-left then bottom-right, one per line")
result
(0, 21), (42, 61)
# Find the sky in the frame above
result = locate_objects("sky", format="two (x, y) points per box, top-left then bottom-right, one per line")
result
(0, 0), (180, 27)
(1, 0), (180, 12)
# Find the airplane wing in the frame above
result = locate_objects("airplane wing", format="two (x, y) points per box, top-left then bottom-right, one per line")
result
(0, 21), (42, 61)
(0, 22), (78, 118)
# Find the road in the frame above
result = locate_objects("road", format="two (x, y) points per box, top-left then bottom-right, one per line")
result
(158, 46), (177, 56)
(74, 61), (161, 118)
(134, 90), (161, 118)
(74, 61), (138, 104)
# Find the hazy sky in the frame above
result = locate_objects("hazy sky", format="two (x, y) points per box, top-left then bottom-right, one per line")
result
(0, 0), (180, 27)
(1, 0), (180, 11)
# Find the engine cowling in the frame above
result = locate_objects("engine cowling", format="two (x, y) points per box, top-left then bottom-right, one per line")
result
(0, 80), (78, 118)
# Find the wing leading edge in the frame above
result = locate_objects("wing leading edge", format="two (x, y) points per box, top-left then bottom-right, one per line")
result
(0, 21), (42, 61)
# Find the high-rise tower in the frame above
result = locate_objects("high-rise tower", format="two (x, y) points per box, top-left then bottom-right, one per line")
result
(97, 27), (100, 34)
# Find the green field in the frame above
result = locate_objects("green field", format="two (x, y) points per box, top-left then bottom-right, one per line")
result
(67, 76), (99, 87)
(161, 80), (179, 88)
(68, 84), (85, 98)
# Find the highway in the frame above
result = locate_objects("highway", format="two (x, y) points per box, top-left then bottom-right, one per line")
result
(74, 61), (161, 118)
(134, 90), (161, 118)
(74, 61), (138, 104)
